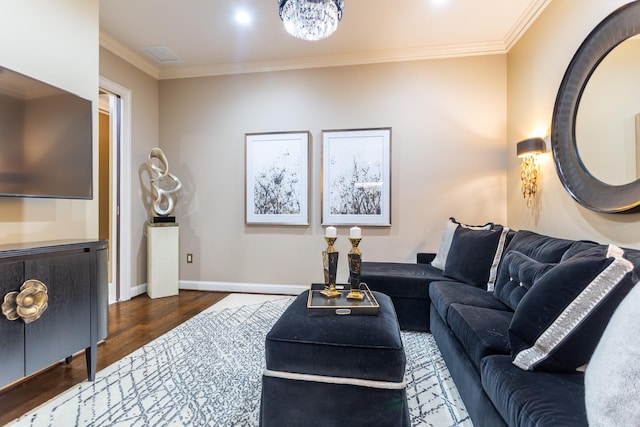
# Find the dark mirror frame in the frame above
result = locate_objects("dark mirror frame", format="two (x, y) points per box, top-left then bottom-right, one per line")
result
(551, 1), (640, 213)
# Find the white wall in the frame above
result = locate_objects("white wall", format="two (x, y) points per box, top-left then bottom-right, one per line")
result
(507, 0), (640, 248)
(0, 0), (99, 243)
(160, 56), (508, 287)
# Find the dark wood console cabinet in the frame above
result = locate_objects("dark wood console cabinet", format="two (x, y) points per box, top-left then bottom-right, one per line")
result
(0, 240), (108, 389)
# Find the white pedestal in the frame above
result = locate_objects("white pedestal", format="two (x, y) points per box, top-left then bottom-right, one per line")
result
(147, 222), (179, 299)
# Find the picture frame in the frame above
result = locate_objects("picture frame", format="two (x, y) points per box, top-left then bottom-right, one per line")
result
(245, 131), (310, 225)
(322, 128), (391, 226)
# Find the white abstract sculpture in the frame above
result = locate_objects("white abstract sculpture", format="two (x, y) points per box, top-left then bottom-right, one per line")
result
(147, 147), (182, 217)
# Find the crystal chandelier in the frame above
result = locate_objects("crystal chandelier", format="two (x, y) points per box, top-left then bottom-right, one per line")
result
(278, 0), (344, 41)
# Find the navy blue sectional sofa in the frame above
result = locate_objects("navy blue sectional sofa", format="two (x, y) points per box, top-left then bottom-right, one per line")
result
(361, 224), (640, 427)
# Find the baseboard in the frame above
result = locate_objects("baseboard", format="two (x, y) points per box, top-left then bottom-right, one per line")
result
(109, 283), (147, 304)
(179, 280), (307, 295)
(131, 283), (148, 298)
(121, 281), (306, 303)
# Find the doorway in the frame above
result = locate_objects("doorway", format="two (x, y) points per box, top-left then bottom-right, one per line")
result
(99, 77), (132, 302)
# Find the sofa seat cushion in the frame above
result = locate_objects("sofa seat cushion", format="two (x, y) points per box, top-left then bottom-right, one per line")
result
(446, 304), (512, 371)
(429, 281), (511, 325)
(361, 261), (452, 299)
(481, 355), (587, 427)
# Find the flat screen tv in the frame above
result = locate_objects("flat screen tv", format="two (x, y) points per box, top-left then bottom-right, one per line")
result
(0, 66), (92, 199)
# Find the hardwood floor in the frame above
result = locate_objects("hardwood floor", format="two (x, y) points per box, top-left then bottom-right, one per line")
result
(0, 290), (230, 425)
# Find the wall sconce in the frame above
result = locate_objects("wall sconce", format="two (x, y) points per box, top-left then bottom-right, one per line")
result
(517, 137), (546, 208)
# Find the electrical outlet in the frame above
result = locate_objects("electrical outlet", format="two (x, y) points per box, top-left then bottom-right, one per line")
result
(186, 253), (193, 264)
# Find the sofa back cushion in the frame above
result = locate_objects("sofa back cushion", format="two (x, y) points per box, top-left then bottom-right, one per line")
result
(509, 245), (637, 372)
(616, 247), (640, 281)
(560, 240), (601, 262)
(494, 230), (575, 293)
(501, 230), (575, 263)
(493, 251), (555, 310)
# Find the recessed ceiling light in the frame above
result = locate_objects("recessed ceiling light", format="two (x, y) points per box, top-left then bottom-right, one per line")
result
(235, 10), (251, 25)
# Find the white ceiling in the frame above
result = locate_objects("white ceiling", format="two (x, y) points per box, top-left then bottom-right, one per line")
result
(99, 0), (551, 80)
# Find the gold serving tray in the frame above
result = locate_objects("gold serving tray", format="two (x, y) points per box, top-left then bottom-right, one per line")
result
(307, 283), (380, 316)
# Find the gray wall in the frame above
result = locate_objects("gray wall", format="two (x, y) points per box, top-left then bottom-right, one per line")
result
(160, 56), (508, 288)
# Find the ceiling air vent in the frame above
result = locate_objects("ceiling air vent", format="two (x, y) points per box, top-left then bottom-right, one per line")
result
(140, 46), (181, 63)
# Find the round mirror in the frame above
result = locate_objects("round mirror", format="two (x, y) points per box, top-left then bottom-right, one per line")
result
(576, 37), (640, 186)
(551, 1), (640, 213)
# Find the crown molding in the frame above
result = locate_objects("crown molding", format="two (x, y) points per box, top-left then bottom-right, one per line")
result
(99, 31), (160, 80)
(504, 0), (552, 50)
(101, 0), (549, 81)
(157, 41), (508, 80)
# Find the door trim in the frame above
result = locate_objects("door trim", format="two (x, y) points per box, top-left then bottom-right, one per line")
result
(99, 76), (132, 302)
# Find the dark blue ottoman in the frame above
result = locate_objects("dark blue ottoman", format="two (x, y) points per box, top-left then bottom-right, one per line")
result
(260, 290), (409, 427)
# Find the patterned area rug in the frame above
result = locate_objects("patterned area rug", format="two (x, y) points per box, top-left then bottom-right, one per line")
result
(10, 295), (471, 427)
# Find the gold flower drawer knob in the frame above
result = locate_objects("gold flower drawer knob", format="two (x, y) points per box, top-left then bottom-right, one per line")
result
(2, 279), (49, 323)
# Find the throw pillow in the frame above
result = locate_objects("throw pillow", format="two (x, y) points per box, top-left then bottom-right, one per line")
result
(430, 217), (493, 270)
(585, 280), (640, 427)
(492, 230), (575, 298)
(442, 226), (510, 290)
(510, 245), (637, 372)
(493, 250), (555, 310)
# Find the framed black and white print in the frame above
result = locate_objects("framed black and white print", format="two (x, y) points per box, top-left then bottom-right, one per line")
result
(245, 131), (310, 225)
(322, 128), (391, 226)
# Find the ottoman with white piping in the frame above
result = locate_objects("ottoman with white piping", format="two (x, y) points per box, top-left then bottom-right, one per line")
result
(259, 290), (409, 427)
